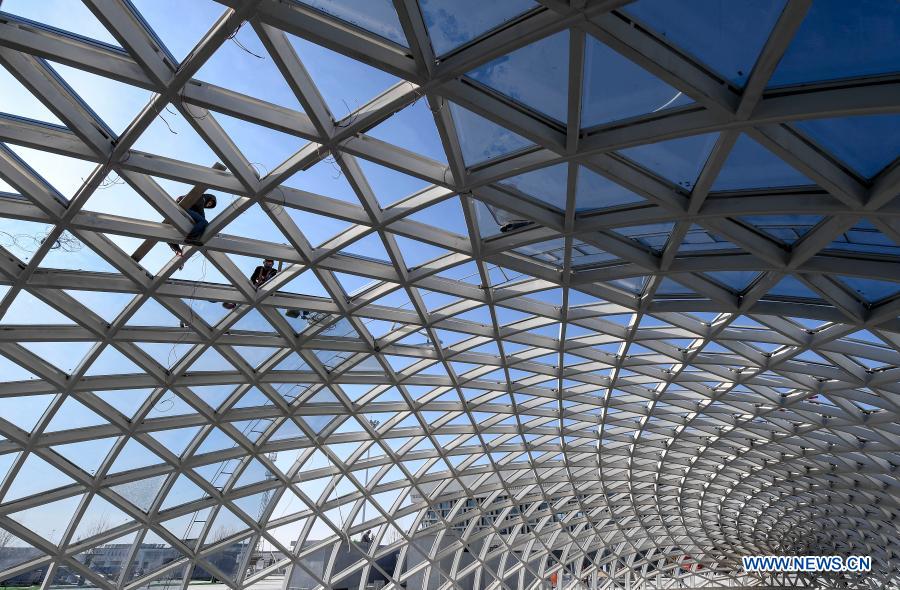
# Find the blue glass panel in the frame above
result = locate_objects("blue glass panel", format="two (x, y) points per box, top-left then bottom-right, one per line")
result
(770, 0), (900, 87)
(678, 225), (738, 253)
(298, 0), (407, 45)
(581, 35), (692, 127)
(613, 222), (676, 253)
(466, 31), (569, 122)
(499, 163), (568, 210)
(623, 0), (785, 87)
(738, 215), (821, 245)
(576, 167), (644, 211)
(704, 271), (761, 292)
(571, 241), (619, 267)
(794, 115), (900, 179)
(515, 238), (566, 265)
(610, 276), (649, 294)
(618, 133), (718, 190)
(712, 134), (812, 190)
(767, 276), (821, 299)
(827, 220), (900, 256)
(420, 0), (538, 56)
(837, 276), (900, 304)
(449, 102), (533, 166)
(656, 277), (697, 296)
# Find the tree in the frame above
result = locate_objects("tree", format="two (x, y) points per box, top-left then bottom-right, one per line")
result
(0, 527), (13, 549)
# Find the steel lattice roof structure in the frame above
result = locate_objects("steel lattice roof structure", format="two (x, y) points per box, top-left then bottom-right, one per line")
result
(0, 1), (898, 589)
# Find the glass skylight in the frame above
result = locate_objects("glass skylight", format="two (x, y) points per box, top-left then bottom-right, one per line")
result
(0, 2), (897, 590)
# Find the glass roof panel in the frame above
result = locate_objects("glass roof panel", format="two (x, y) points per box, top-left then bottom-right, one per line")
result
(194, 27), (304, 111)
(1, 2), (898, 587)
(297, 0), (408, 46)
(712, 134), (813, 190)
(766, 276), (821, 299)
(613, 222), (676, 253)
(466, 31), (569, 122)
(582, 34), (692, 127)
(288, 34), (402, 117)
(677, 225), (738, 253)
(420, 0), (538, 56)
(368, 100), (448, 163)
(618, 132), (719, 190)
(837, 276), (900, 304)
(499, 163), (568, 210)
(571, 240), (619, 267)
(793, 114), (900, 179)
(129, 0), (224, 62)
(449, 102), (534, 166)
(704, 271), (761, 292)
(622, 0), (786, 87)
(738, 214), (821, 245)
(1, 0), (121, 46)
(0, 66), (65, 125)
(576, 166), (644, 211)
(826, 220), (900, 256)
(770, 0), (900, 87)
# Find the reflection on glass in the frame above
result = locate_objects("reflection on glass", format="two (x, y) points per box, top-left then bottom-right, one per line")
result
(514, 239), (619, 268)
(766, 276), (822, 299)
(297, 0), (407, 45)
(655, 277), (698, 296)
(704, 271), (761, 292)
(624, 0), (785, 87)
(837, 276), (900, 304)
(618, 133), (718, 190)
(576, 166), (644, 211)
(466, 31), (569, 122)
(678, 225), (736, 253)
(420, 0), (537, 56)
(500, 164), (568, 210)
(582, 35), (692, 127)
(449, 102), (534, 166)
(738, 215), (821, 245)
(713, 134), (812, 190)
(826, 220), (900, 256)
(613, 222), (676, 253)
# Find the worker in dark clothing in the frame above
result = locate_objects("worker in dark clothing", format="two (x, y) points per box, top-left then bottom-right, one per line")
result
(251, 258), (278, 288)
(169, 193), (217, 256)
(183, 193), (216, 243)
(222, 258), (280, 309)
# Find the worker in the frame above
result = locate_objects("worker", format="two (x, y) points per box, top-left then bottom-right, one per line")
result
(182, 193), (217, 244)
(169, 193), (217, 256)
(250, 258), (278, 288)
(222, 258), (280, 309)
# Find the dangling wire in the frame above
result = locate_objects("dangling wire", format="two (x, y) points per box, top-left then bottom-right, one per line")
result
(334, 99), (360, 129)
(157, 110), (178, 134)
(160, 254), (209, 409)
(227, 21), (265, 59)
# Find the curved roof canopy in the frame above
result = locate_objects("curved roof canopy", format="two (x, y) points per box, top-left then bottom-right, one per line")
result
(0, 1), (898, 589)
